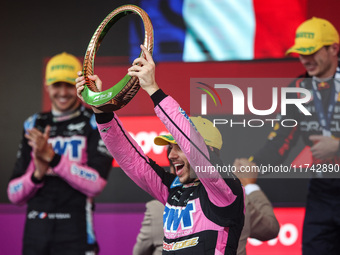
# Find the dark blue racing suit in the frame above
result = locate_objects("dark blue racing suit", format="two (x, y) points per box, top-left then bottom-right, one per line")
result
(8, 105), (112, 255)
(252, 65), (340, 255)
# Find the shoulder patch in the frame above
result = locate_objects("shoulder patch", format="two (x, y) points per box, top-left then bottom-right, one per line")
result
(24, 114), (38, 132)
(90, 114), (97, 130)
(178, 107), (197, 131)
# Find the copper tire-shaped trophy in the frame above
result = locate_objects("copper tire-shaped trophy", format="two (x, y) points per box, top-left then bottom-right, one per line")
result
(82, 5), (154, 112)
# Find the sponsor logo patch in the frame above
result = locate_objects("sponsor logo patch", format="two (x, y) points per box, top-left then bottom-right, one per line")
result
(27, 210), (71, 220)
(71, 164), (98, 182)
(170, 177), (182, 188)
(9, 182), (23, 194)
(50, 136), (86, 161)
(67, 122), (86, 131)
(163, 201), (196, 232)
(178, 107), (197, 131)
(163, 237), (199, 251)
(100, 127), (111, 133)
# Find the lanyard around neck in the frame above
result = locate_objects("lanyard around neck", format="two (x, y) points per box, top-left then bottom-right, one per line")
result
(311, 78), (340, 136)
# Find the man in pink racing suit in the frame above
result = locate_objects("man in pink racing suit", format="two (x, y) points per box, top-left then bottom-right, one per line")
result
(76, 45), (244, 255)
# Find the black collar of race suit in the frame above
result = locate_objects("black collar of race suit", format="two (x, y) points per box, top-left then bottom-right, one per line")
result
(182, 180), (201, 188)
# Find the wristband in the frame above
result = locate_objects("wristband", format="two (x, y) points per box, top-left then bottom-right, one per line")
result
(31, 172), (45, 184)
(49, 153), (61, 168)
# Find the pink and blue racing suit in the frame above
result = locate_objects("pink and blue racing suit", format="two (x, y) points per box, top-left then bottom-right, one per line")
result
(95, 90), (244, 255)
(7, 105), (112, 254)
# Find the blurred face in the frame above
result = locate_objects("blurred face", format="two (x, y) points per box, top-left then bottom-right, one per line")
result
(299, 45), (338, 78)
(168, 144), (196, 184)
(46, 82), (79, 113)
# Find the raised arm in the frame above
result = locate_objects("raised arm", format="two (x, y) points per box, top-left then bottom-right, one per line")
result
(128, 45), (243, 208)
(75, 62), (173, 204)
